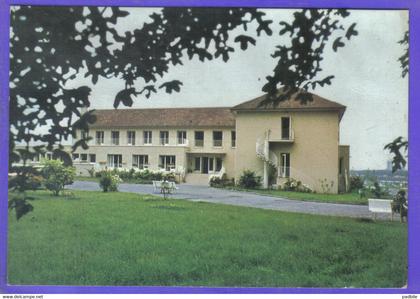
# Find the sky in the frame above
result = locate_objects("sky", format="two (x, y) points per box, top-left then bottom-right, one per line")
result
(65, 8), (409, 170)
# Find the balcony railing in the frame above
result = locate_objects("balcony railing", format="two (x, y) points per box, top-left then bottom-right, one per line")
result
(195, 139), (204, 147)
(269, 129), (295, 142)
(111, 138), (119, 145)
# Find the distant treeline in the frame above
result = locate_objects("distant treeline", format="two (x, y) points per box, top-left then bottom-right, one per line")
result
(350, 169), (408, 182)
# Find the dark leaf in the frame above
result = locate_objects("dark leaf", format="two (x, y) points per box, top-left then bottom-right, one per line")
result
(332, 37), (345, 52)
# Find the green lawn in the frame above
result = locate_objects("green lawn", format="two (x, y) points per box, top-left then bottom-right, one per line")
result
(225, 187), (367, 205)
(8, 190), (406, 287)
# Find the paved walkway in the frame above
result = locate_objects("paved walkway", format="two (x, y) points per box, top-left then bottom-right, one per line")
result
(68, 181), (391, 219)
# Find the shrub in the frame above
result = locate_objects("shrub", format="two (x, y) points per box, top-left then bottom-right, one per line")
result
(391, 189), (408, 222)
(281, 178), (312, 193)
(99, 172), (122, 192)
(27, 174), (44, 190)
(350, 175), (364, 191)
(87, 167), (95, 178)
(238, 170), (261, 189)
(41, 159), (75, 196)
(209, 174), (234, 188)
(162, 172), (175, 182)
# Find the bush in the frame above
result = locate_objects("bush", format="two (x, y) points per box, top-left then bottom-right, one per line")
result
(209, 174), (234, 188)
(238, 170), (261, 189)
(87, 167), (95, 178)
(99, 172), (122, 192)
(27, 174), (44, 190)
(392, 189), (408, 222)
(41, 159), (75, 196)
(281, 178), (312, 193)
(350, 175), (365, 191)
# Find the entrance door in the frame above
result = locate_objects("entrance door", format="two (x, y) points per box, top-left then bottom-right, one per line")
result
(202, 157), (209, 174)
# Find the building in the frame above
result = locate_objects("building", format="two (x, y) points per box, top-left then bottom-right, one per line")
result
(72, 89), (350, 193)
(24, 89), (350, 193)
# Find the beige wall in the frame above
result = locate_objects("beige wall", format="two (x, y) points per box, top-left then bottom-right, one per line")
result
(75, 127), (236, 178)
(234, 110), (341, 193)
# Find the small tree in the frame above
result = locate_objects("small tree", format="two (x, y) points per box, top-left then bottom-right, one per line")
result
(99, 172), (121, 192)
(349, 175), (364, 191)
(239, 170), (262, 189)
(41, 160), (75, 196)
(392, 189), (408, 222)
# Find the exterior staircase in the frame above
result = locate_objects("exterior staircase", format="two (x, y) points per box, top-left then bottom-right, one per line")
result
(256, 131), (278, 188)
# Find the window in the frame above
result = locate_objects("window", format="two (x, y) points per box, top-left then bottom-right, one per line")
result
(280, 153), (290, 178)
(107, 154), (122, 168)
(143, 131), (152, 144)
(96, 131), (104, 145)
(81, 154), (88, 162)
(281, 117), (291, 140)
(127, 131), (136, 145)
(195, 131), (204, 147)
(194, 157), (201, 171)
(177, 130), (187, 145)
(159, 155), (176, 171)
(215, 158), (222, 171)
(339, 157), (343, 175)
(160, 131), (169, 145)
(89, 154), (96, 163)
(133, 155), (149, 169)
(209, 157), (214, 171)
(213, 131), (223, 147)
(231, 131), (236, 147)
(72, 153), (79, 161)
(81, 129), (89, 139)
(111, 131), (120, 145)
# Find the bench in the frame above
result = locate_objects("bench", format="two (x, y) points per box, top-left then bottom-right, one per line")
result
(368, 198), (394, 220)
(152, 181), (178, 194)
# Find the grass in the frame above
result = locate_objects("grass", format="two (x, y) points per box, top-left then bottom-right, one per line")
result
(222, 186), (367, 205)
(8, 190), (406, 287)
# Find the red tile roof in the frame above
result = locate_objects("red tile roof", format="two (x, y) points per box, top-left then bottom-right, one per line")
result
(90, 107), (235, 128)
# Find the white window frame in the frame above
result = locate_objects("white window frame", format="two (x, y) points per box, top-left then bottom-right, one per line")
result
(213, 131), (223, 147)
(132, 155), (149, 169)
(96, 131), (104, 145)
(111, 131), (120, 145)
(177, 130), (187, 145)
(281, 116), (292, 140)
(89, 154), (96, 163)
(159, 155), (176, 171)
(231, 130), (236, 148)
(194, 131), (204, 147)
(160, 131), (169, 145)
(127, 131), (136, 145)
(143, 130), (152, 145)
(107, 154), (122, 168)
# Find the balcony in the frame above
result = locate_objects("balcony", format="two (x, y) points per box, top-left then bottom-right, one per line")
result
(269, 129), (295, 143)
